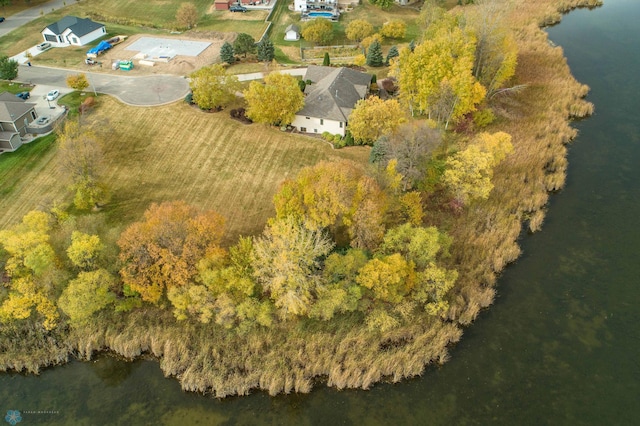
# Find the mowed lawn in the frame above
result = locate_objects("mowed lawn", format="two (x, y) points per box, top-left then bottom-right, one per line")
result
(0, 98), (368, 241)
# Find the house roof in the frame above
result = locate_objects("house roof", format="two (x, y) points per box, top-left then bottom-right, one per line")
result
(45, 16), (104, 37)
(297, 65), (371, 122)
(0, 100), (36, 123)
(0, 92), (24, 103)
(285, 24), (300, 33)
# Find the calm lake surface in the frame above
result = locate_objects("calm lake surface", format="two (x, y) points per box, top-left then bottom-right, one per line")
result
(2, 1), (639, 424)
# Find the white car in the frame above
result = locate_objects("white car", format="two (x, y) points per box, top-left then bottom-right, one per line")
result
(46, 90), (59, 101)
(36, 42), (51, 51)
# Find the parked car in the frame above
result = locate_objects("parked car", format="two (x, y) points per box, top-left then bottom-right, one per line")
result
(230, 5), (247, 12)
(46, 90), (60, 101)
(36, 42), (51, 51)
(15, 91), (30, 100)
(0, 17), (5, 23)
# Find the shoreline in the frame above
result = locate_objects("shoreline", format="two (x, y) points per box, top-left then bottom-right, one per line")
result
(0, 0), (601, 397)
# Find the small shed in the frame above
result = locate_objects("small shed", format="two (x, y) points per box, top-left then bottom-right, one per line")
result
(215, 0), (231, 10)
(284, 24), (300, 41)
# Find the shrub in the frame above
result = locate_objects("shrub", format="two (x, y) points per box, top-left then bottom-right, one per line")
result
(473, 108), (496, 128)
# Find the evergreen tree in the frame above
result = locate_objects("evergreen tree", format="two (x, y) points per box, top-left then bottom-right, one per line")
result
(220, 42), (235, 64)
(256, 38), (275, 62)
(234, 33), (256, 58)
(366, 40), (384, 67)
(323, 52), (330, 66)
(409, 39), (416, 52)
(386, 45), (399, 64)
(0, 55), (18, 81)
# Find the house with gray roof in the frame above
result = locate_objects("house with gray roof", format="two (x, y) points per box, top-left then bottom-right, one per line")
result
(41, 16), (106, 47)
(291, 65), (371, 137)
(0, 93), (38, 153)
(284, 24), (300, 41)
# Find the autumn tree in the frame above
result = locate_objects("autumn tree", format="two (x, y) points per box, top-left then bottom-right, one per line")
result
(442, 131), (513, 204)
(256, 38), (275, 62)
(220, 41), (235, 64)
(67, 231), (104, 270)
(252, 217), (334, 319)
(233, 33), (256, 58)
(273, 160), (387, 250)
(0, 56), (18, 81)
(346, 19), (374, 43)
(56, 120), (109, 210)
(393, 22), (486, 127)
(117, 201), (226, 304)
(371, 121), (442, 189)
(348, 96), (405, 145)
(301, 18), (334, 45)
(176, 2), (199, 29)
(58, 269), (116, 323)
(380, 20), (406, 39)
(244, 72), (304, 126)
(465, 0), (518, 95)
(66, 73), (89, 92)
(361, 33), (383, 52)
(0, 211), (60, 330)
(189, 64), (240, 110)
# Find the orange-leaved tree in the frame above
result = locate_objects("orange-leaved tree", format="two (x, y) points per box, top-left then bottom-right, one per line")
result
(117, 201), (225, 304)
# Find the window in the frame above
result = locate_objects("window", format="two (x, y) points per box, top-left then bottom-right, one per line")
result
(339, 122), (343, 128)
(314, 129), (318, 133)
(320, 119), (324, 125)
(31, 111), (36, 120)
(72, 37), (78, 44)
(301, 127), (307, 132)
(102, 28), (106, 33)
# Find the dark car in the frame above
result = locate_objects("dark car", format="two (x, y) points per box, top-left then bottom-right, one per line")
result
(15, 92), (30, 100)
(0, 17), (5, 23)
(230, 5), (247, 12)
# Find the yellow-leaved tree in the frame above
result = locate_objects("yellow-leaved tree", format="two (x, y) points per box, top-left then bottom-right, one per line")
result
(442, 131), (513, 204)
(393, 21), (486, 128)
(244, 73), (304, 126)
(348, 96), (405, 145)
(189, 64), (240, 110)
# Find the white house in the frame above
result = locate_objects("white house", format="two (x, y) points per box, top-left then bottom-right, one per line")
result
(41, 16), (106, 47)
(291, 65), (371, 137)
(284, 24), (300, 41)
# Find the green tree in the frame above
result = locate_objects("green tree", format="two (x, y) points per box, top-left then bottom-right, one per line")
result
(369, 0), (394, 9)
(256, 38), (275, 62)
(366, 39), (384, 67)
(233, 33), (256, 58)
(56, 120), (109, 210)
(252, 217), (334, 319)
(301, 18), (333, 45)
(189, 64), (240, 110)
(176, 2), (199, 29)
(348, 96), (405, 145)
(58, 269), (116, 323)
(322, 52), (330, 66)
(66, 73), (89, 91)
(220, 41), (235, 64)
(0, 55), (18, 81)
(244, 72), (304, 126)
(346, 19), (374, 43)
(380, 20), (406, 39)
(386, 45), (399, 64)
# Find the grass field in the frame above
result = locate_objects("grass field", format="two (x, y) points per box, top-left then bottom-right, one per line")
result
(0, 97), (369, 242)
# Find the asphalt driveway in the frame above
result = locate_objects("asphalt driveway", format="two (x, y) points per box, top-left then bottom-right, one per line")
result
(17, 65), (190, 106)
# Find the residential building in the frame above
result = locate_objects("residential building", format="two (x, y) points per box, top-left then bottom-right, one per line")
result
(41, 16), (106, 47)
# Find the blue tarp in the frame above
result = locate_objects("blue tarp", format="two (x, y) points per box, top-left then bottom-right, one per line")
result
(87, 40), (112, 55)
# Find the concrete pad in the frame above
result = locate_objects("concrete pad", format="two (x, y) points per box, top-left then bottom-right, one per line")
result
(126, 37), (211, 61)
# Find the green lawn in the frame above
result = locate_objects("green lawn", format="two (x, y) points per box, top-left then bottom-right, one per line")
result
(0, 97), (369, 242)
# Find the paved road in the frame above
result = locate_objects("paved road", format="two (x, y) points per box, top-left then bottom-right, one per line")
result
(17, 65), (191, 106)
(0, 0), (69, 37)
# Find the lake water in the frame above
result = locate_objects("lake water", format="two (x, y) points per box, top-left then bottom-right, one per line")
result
(2, 1), (639, 424)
